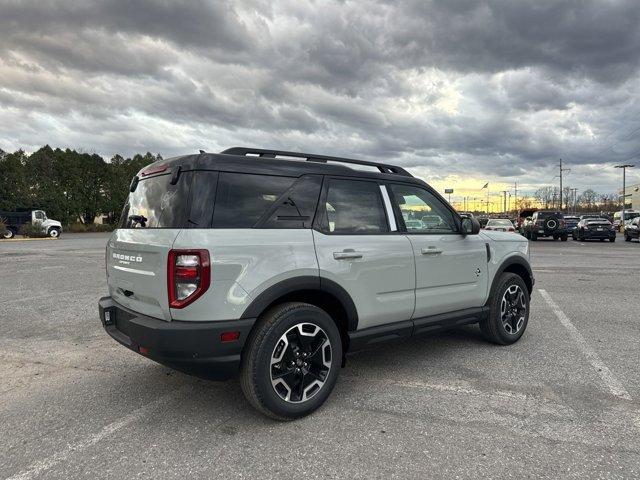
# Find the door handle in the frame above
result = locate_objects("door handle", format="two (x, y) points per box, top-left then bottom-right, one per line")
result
(421, 247), (442, 255)
(333, 250), (364, 260)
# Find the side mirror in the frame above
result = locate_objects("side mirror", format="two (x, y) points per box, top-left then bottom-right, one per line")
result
(461, 216), (480, 235)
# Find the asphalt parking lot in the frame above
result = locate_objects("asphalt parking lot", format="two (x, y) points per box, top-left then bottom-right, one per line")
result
(1, 233), (639, 479)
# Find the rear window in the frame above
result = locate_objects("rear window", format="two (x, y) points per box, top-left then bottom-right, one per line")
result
(212, 173), (295, 228)
(488, 219), (513, 226)
(120, 173), (191, 228)
(536, 212), (561, 219)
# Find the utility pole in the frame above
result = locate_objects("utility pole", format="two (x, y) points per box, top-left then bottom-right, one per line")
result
(615, 164), (635, 225)
(501, 190), (508, 215)
(513, 181), (518, 212)
(558, 158), (570, 212)
(570, 188), (578, 214)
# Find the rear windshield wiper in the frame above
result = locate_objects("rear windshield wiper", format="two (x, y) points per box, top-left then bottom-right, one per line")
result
(128, 215), (148, 227)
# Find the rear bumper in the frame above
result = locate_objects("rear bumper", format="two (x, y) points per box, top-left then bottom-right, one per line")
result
(532, 228), (568, 237)
(99, 296), (255, 380)
(579, 230), (616, 239)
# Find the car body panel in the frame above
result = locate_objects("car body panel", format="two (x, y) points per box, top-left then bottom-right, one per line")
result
(106, 229), (180, 321)
(172, 229), (317, 322)
(313, 230), (415, 330)
(407, 233), (489, 317)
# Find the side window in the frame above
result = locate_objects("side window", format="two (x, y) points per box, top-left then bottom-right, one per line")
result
(34, 211), (44, 221)
(388, 184), (458, 233)
(262, 175), (322, 229)
(320, 179), (388, 234)
(212, 173), (295, 228)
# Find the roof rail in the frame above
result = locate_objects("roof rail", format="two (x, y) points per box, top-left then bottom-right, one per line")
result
(220, 147), (412, 177)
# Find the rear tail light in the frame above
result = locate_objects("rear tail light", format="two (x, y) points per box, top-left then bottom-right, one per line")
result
(168, 249), (210, 308)
(508, 227), (515, 232)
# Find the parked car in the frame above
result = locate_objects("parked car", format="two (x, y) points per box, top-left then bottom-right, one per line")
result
(572, 218), (616, 242)
(0, 209), (62, 239)
(522, 211), (568, 241)
(563, 215), (580, 233)
(624, 217), (640, 242)
(98, 147), (534, 420)
(516, 208), (538, 231)
(484, 218), (516, 232)
(613, 210), (640, 231)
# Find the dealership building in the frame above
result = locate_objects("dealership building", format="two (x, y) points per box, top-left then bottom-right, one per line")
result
(621, 183), (640, 209)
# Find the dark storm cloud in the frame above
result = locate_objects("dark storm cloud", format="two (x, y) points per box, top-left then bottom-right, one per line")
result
(1, 0), (640, 194)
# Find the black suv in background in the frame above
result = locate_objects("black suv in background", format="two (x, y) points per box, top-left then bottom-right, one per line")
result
(523, 211), (568, 241)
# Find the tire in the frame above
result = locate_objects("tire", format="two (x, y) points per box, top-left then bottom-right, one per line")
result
(530, 232), (537, 241)
(2, 228), (15, 239)
(48, 227), (61, 238)
(552, 235), (558, 241)
(625, 235), (631, 242)
(480, 273), (530, 345)
(610, 237), (615, 242)
(599, 238), (605, 242)
(240, 302), (342, 420)
(561, 235), (568, 241)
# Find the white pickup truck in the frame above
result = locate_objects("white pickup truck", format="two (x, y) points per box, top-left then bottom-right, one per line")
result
(0, 209), (63, 239)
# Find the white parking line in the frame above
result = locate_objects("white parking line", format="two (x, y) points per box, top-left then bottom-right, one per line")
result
(6, 391), (179, 480)
(539, 289), (632, 401)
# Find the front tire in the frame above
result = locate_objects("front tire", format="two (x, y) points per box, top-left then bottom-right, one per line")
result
(480, 273), (530, 345)
(48, 227), (61, 238)
(561, 235), (568, 241)
(240, 302), (342, 420)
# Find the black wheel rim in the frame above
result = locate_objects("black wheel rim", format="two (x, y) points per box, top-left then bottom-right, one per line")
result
(500, 285), (527, 335)
(270, 323), (332, 403)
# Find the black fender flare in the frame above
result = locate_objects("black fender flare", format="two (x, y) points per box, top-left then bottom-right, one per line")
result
(240, 276), (359, 331)
(488, 256), (534, 303)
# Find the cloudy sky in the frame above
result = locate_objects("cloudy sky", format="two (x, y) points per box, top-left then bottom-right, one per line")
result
(1, 0), (640, 205)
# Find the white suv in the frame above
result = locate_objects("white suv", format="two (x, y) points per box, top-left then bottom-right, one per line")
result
(99, 147), (533, 420)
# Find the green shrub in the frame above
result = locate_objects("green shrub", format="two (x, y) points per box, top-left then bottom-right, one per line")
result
(66, 223), (88, 233)
(19, 223), (48, 238)
(0, 217), (7, 237)
(66, 222), (115, 233)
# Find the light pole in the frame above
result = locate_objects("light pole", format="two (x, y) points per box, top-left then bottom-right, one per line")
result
(615, 164), (635, 226)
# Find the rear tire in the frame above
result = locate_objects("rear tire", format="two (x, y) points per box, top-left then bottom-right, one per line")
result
(480, 273), (530, 345)
(625, 235), (631, 242)
(610, 237), (615, 242)
(561, 235), (568, 241)
(240, 302), (342, 421)
(2, 228), (15, 239)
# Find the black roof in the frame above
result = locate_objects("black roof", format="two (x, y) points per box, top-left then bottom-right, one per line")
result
(146, 147), (425, 186)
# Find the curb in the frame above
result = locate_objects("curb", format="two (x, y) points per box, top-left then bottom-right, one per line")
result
(1, 237), (59, 242)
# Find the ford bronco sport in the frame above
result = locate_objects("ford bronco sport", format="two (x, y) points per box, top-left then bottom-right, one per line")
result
(99, 147), (534, 420)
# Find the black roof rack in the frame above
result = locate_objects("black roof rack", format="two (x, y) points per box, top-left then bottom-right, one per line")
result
(220, 147), (412, 177)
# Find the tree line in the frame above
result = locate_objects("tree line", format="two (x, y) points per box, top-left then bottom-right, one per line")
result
(0, 146), (158, 225)
(527, 186), (621, 213)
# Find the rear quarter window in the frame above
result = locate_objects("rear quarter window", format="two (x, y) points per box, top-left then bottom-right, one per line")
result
(212, 172), (296, 228)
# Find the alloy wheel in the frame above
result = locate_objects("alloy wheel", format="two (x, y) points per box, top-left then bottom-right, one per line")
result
(500, 285), (527, 335)
(270, 322), (332, 403)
